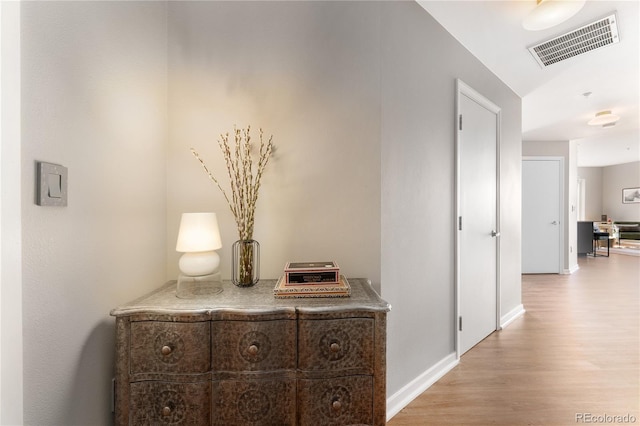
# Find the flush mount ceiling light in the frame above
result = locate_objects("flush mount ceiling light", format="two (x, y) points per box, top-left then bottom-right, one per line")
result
(523, 0), (586, 31)
(587, 110), (620, 127)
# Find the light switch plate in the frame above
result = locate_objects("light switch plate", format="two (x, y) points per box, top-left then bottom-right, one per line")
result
(36, 161), (68, 206)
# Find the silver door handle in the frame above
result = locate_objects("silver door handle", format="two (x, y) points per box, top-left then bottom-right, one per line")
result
(551, 221), (558, 225)
(491, 230), (500, 237)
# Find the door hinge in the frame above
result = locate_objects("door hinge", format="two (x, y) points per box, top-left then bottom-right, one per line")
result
(459, 316), (463, 331)
(459, 114), (463, 131)
(458, 216), (463, 231)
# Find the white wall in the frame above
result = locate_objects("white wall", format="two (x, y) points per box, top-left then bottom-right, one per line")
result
(20, 2), (168, 424)
(166, 1), (381, 287)
(578, 166), (604, 221)
(603, 161), (640, 221)
(381, 2), (522, 401)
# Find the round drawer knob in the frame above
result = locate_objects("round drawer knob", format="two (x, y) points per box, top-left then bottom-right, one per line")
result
(161, 345), (172, 356)
(332, 400), (342, 411)
(330, 342), (340, 353)
(248, 344), (259, 355)
(162, 406), (171, 416)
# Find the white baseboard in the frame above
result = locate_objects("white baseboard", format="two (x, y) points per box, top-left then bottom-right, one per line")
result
(386, 352), (458, 421)
(563, 264), (580, 274)
(500, 304), (525, 329)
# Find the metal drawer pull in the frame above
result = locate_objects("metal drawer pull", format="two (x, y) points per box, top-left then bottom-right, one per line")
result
(330, 342), (340, 353)
(161, 345), (172, 356)
(332, 399), (342, 411)
(248, 344), (259, 355)
(162, 406), (171, 416)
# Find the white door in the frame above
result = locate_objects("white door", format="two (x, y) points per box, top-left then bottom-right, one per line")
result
(522, 158), (562, 273)
(456, 80), (500, 356)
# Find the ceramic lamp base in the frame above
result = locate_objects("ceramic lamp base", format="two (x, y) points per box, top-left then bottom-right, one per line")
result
(179, 250), (220, 276)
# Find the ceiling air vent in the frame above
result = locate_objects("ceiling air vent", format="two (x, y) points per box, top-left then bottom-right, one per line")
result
(528, 13), (619, 67)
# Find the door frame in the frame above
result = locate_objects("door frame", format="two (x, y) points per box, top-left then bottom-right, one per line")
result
(454, 79), (501, 359)
(522, 156), (565, 274)
(1, 3), (25, 422)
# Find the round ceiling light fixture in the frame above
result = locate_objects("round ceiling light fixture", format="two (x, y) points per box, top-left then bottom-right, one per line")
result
(523, 0), (586, 31)
(587, 110), (620, 127)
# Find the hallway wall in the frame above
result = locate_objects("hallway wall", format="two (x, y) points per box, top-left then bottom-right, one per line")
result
(15, 2), (522, 423)
(20, 2), (168, 423)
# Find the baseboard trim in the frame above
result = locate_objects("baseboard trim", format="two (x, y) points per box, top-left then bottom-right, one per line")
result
(386, 352), (458, 421)
(563, 264), (580, 274)
(500, 304), (525, 329)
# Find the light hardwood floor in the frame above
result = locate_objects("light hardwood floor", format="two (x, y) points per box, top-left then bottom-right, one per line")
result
(388, 253), (639, 425)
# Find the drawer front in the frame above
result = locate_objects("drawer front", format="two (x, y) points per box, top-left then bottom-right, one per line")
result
(298, 318), (374, 372)
(130, 321), (210, 374)
(212, 320), (296, 371)
(130, 381), (210, 425)
(212, 378), (296, 425)
(298, 376), (373, 426)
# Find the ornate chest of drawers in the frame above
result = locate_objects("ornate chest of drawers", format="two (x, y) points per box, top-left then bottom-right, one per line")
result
(110, 278), (389, 425)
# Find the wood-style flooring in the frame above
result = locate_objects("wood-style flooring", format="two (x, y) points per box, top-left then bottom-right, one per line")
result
(388, 253), (639, 425)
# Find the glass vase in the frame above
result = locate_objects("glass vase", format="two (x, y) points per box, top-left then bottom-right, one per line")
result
(232, 239), (260, 287)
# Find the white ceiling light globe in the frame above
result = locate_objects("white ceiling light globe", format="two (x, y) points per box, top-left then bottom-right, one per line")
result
(523, 0), (586, 31)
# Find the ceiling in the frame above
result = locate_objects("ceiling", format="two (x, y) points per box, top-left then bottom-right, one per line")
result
(417, 0), (640, 167)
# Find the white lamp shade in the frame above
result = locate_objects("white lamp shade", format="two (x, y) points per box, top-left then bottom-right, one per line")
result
(176, 212), (222, 252)
(523, 0), (585, 31)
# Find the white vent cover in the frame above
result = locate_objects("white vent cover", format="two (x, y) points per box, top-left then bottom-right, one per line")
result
(528, 13), (619, 67)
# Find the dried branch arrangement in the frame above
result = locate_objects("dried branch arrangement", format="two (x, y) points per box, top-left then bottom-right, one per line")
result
(191, 125), (274, 242)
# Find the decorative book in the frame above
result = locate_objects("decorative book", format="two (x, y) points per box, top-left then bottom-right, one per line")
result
(284, 261), (340, 284)
(274, 275), (351, 299)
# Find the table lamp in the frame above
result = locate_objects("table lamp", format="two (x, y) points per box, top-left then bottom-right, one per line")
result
(175, 212), (223, 298)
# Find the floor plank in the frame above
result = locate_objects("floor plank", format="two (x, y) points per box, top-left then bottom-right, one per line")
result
(388, 253), (639, 425)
